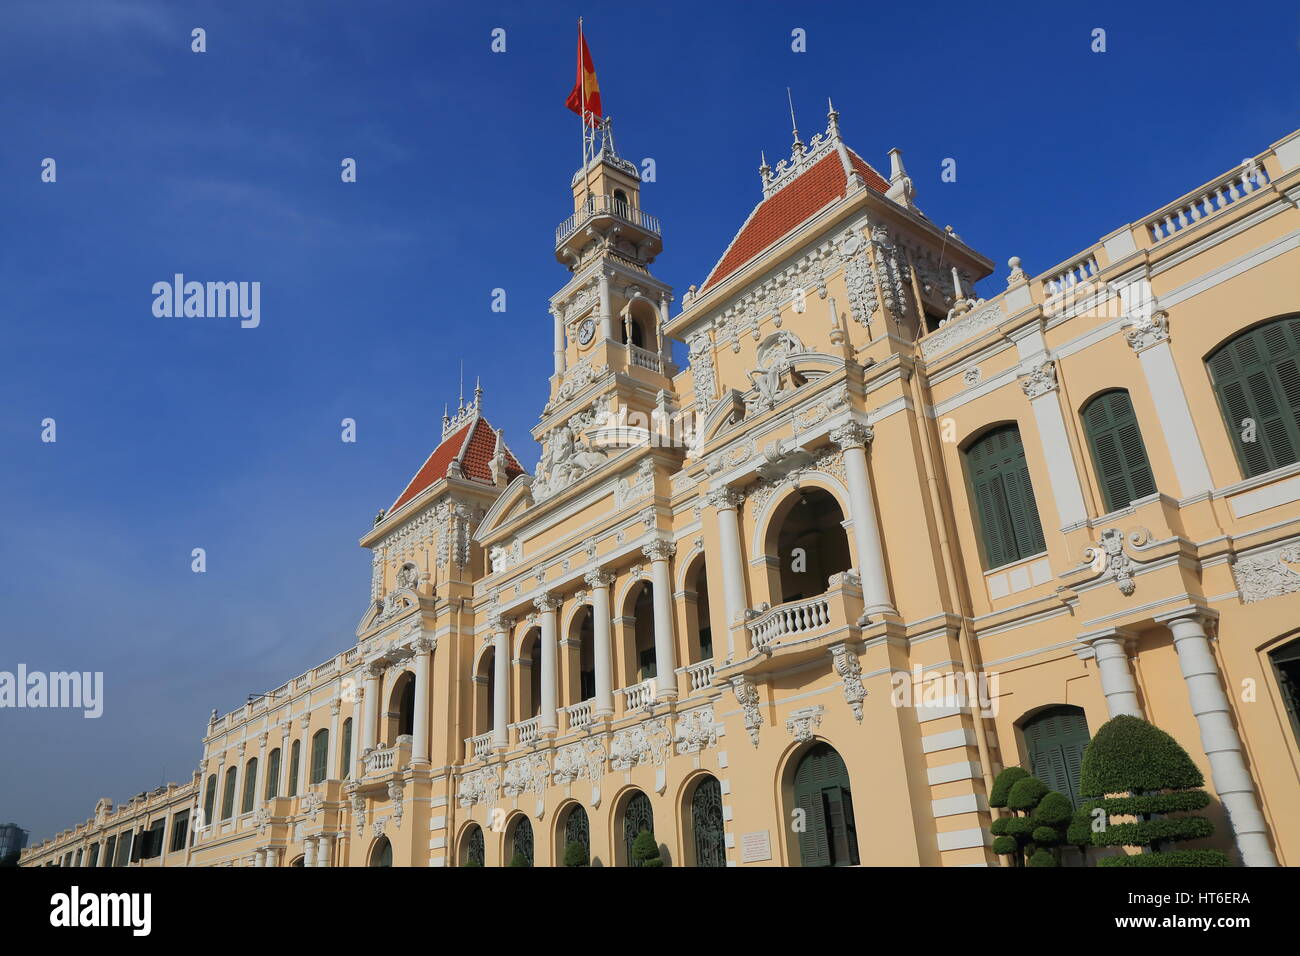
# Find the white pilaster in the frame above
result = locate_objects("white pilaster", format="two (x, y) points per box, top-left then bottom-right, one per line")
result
(643, 539), (679, 699)
(412, 637), (433, 764)
(1162, 610), (1277, 867)
(585, 570), (616, 717)
(830, 421), (896, 616)
(1019, 361), (1088, 527)
(535, 594), (562, 734)
(707, 487), (749, 660)
(1080, 630), (1143, 718)
(489, 615), (512, 750)
(1132, 330), (1214, 497)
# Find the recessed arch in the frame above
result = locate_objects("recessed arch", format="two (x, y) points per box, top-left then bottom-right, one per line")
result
(386, 670), (415, 744)
(505, 813), (534, 866)
(369, 835), (392, 867)
(1016, 704), (1090, 807)
(555, 800), (591, 866)
(679, 771), (726, 867)
(777, 737), (860, 867)
(759, 485), (853, 605)
(749, 472), (852, 560)
(458, 821), (486, 867)
(614, 787), (656, 867)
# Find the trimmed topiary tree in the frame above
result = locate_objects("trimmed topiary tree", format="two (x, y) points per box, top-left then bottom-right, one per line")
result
(1080, 715), (1231, 867)
(989, 767), (1070, 866)
(562, 840), (589, 867)
(631, 829), (662, 867)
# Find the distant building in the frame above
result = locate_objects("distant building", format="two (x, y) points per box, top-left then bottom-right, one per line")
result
(0, 823), (29, 860)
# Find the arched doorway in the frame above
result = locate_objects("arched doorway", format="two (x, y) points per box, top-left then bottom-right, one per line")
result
(771, 488), (852, 603)
(685, 555), (713, 663)
(559, 803), (590, 866)
(460, 823), (485, 867)
(369, 836), (392, 867)
(792, 742), (860, 867)
(620, 790), (654, 867)
(624, 583), (657, 685)
(687, 775), (725, 867)
(507, 816), (534, 866)
(1020, 705), (1091, 806)
(520, 628), (543, 718)
(568, 607), (596, 704)
(473, 647), (495, 738)
(389, 671), (415, 743)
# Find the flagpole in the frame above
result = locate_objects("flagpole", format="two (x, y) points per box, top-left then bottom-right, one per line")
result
(579, 18), (594, 205)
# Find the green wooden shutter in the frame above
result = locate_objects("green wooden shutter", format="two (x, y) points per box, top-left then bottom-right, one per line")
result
(1208, 318), (1300, 478)
(203, 776), (216, 825)
(241, 758), (257, 813)
(795, 789), (830, 867)
(310, 730), (328, 784)
(287, 741), (300, 796)
(964, 425), (1046, 568)
(341, 719), (353, 781)
(794, 744), (859, 867)
(1024, 705), (1091, 806)
(265, 748), (281, 800)
(221, 768), (236, 820)
(1083, 390), (1157, 512)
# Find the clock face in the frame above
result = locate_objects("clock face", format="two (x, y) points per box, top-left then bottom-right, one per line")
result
(577, 317), (596, 346)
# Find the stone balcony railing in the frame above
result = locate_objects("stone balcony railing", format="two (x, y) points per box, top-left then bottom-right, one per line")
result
(680, 660), (716, 694)
(512, 717), (540, 746)
(621, 680), (655, 713)
(466, 731), (494, 760)
(744, 572), (863, 656)
(564, 699), (595, 731)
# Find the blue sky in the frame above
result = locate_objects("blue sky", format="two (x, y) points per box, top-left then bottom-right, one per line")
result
(1, 0), (1295, 843)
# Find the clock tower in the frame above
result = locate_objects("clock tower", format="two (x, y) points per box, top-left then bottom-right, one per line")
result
(534, 119), (678, 499)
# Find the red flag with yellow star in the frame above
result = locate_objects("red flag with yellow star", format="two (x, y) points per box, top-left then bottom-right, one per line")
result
(565, 24), (601, 127)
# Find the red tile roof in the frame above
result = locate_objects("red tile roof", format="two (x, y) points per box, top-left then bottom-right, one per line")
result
(388, 416), (524, 513)
(701, 148), (889, 292)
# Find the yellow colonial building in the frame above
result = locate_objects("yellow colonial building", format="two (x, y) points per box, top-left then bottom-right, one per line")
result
(22, 110), (1300, 868)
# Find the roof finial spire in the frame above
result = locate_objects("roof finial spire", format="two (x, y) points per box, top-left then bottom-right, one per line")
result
(787, 87), (802, 155)
(458, 360), (464, 412)
(474, 375), (482, 409)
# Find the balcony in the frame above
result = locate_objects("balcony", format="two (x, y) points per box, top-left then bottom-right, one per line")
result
(362, 736), (411, 777)
(564, 699), (595, 731)
(555, 193), (661, 248)
(748, 593), (835, 650)
(512, 717), (540, 746)
(620, 679), (656, 713)
(628, 343), (663, 374)
(679, 660), (716, 694)
(721, 572), (864, 678)
(465, 731), (494, 761)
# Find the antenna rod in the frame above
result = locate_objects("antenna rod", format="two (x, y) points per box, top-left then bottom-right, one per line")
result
(787, 87), (800, 147)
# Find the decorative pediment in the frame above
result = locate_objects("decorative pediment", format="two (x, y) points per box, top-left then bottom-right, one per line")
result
(474, 474), (535, 543)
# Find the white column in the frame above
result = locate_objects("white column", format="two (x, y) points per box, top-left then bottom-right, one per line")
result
(316, 835), (333, 867)
(535, 594), (562, 734)
(253, 849), (264, 867)
(302, 836), (315, 868)
(326, 700), (341, 781)
(643, 539), (679, 699)
(489, 615), (512, 750)
(278, 726), (291, 796)
(411, 638), (433, 764)
(1019, 362), (1089, 527)
(363, 665), (381, 754)
(1083, 630), (1143, 718)
(658, 293), (672, 364)
(585, 570), (616, 717)
(598, 271), (613, 341)
(551, 306), (565, 376)
(1162, 610), (1277, 867)
(1132, 327), (1214, 497)
(707, 487), (750, 660)
(830, 421), (897, 617)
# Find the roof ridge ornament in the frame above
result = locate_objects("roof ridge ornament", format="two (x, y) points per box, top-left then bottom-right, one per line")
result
(442, 376), (484, 440)
(760, 96), (842, 199)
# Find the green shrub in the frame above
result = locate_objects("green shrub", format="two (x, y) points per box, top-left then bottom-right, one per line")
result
(1006, 776), (1048, 812)
(1032, 826), (1061, 846)
(1097, 849), (1232, 867)
(461, 858), (483, 868)
(1027, 848), (1057, 867)
(1032, 791), (1073, 828)
(991, 835), (1019, 856)
(1080, 715), (1230, 866)
(989, 767), (1029, 808)
(631, 829), (662, 867)
(562, 840), (589, 867)
(508, 851), (530, 867)
(1080, 715), (1203, 797)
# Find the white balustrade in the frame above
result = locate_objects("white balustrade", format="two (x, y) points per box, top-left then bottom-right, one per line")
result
(564, 699), (594, 730)
(621, 680), (655, 712)
(465, 731), (494, 759)
(513, 717), (540, 745)
(748, 594), (832, 649)
(629, 344), (663, 373)
(1145, 162), (1271, 244)
(682, 661), (716, 693)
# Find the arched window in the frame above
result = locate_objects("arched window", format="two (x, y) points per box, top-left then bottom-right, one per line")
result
(264, 748), (281, 800)
(774, 488), (852, 603)
(629, 583), (657, 682)
(686, 556), (713, 662)
(621, 317), (646, 349)
(370, 836), (392, 867)
(522, 630), (543, 717)
(507, 816), (534, 866)
(689, 775), (726, 867)
(561, 804), (590, 865)
(220, 767), (237, 821)
(397, 677), (415, 739)
(570, 608), (596, 703)
(202, 774), (217, 826)
(1082, 390), (1156, 512)
(290, 855), (304, 867)
(340, 718), (353, 781)
(287, 740), (301, 797)
(462, 824), (485, 867)
(1021, 705), (1091, 807)
(241, 757), (258, 814)
(963, 424), (1046, 569)
(793, 743), (859, 867)
(310, 729), (329, 785)
(621, 790), (654, 867)
(1207, 316), (1300, 477)
(1269, 637), (1300, 750)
